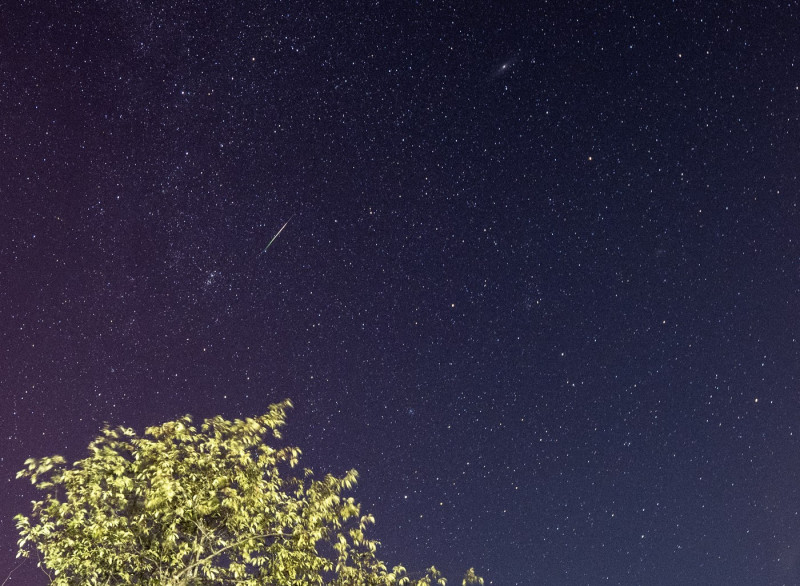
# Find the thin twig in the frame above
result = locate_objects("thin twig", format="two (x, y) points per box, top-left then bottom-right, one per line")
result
(1, 559), (27, 586)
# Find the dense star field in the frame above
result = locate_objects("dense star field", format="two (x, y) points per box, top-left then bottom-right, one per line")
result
(2, 2), (799, 584)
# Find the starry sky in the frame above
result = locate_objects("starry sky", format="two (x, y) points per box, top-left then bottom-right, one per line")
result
(2, 2), (799, 585)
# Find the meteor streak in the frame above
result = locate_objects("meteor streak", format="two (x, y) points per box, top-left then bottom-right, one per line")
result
(260, 216), (293, 255)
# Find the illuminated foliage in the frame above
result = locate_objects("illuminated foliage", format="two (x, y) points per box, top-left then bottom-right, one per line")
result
(15, 399), (481, 586)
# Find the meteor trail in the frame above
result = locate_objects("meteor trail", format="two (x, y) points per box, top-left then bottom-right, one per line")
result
(260, 216), (293, 255)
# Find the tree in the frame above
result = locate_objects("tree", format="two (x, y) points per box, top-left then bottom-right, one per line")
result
(15, 399), (482, 586)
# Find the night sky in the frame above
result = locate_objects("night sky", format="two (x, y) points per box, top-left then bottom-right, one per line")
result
(2, 2), (800, 585)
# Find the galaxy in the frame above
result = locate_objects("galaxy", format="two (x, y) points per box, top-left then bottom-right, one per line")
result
(2, 2), (799, 585)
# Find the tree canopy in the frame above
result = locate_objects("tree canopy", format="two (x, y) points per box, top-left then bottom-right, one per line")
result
(15, 399), (482, 586)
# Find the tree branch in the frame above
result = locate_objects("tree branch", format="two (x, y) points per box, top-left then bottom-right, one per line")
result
(173, 530), (290, 581)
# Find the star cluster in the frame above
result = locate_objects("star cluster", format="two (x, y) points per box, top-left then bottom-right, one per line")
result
(2, 2), (799, 585)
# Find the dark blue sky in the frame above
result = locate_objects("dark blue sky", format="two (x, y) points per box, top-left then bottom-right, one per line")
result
(2, 2), (799, 584)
